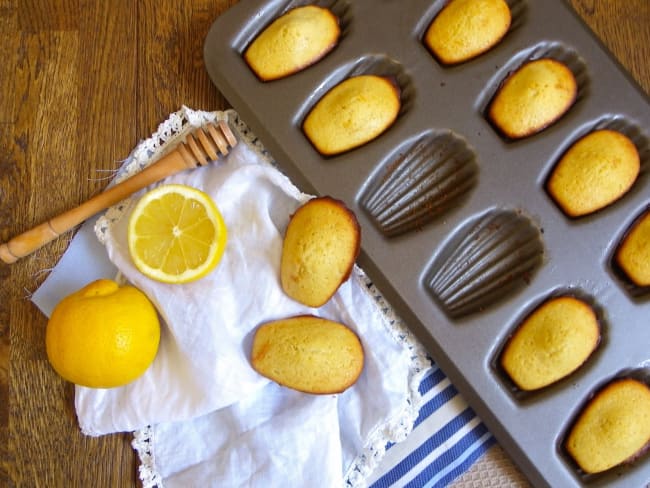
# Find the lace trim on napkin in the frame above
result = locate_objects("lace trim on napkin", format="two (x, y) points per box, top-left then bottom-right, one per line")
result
(344, 268), (432, 487)
(95, 106), (431, 488)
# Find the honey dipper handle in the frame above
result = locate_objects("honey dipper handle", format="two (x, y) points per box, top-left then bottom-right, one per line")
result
(0, 121), (237, 264)
(0, 148), (193, 264)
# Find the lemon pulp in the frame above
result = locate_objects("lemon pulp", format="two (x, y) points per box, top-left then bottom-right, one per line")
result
(128, 184), (227, 283)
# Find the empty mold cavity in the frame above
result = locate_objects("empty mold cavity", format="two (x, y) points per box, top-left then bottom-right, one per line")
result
(233, 1), (352, 63)
(424, 208), (544, 319)
(492, 289), (605, 402)
(478, 41), (589, 140)
(359, 130), (478, 237)
(544, 116), (649, 219)
(609, 204), (650, 298)
(417, 0), (527, 66)
(558, 369), (650, 484)
(295, 54), (414, 154)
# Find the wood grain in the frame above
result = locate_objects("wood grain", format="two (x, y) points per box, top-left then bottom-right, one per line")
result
(0, 1), (647, 486)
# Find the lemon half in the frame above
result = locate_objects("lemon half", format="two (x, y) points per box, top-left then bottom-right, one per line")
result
(128, 184), (227, 283)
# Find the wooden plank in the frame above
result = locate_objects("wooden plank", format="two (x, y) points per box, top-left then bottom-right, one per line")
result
(0, 0), (17, 124)
(0, 3), (16, 482)
(5, 2), (139, 486)
(77, 0), (138, 181)
(136, 0), (237, 136)
(16, 0), (79, 32)
(569, 0), (650, 94)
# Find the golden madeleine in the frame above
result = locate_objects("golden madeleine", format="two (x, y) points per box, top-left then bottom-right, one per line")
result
(547, 130), (640, 217)
(281, 197), (360, 307)
(565, 378), (650, 474)
(488, 58), (577, 139)
(616, 209), (650, 287)
(303, 75), (401, 155)
(500, 296), (600, 391)
(424, 0), (511, 65)
(251, 315), (364, 394)
(244, 5), (340, 81)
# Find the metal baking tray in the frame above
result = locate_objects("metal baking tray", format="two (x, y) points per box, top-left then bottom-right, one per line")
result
(203, 1), (650, 486)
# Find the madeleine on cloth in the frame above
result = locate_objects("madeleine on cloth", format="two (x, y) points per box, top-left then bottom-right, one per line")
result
(251, 315), (364, 394)
(280, 196), (361, 307)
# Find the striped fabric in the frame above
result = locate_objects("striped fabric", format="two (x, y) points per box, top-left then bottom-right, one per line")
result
(369, 365), (496, 487)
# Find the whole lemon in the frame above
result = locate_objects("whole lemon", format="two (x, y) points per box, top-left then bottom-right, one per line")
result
(46, 279), (161, 388)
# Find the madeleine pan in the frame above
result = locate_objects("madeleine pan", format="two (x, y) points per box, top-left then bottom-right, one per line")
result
(203, 1), (650, 486)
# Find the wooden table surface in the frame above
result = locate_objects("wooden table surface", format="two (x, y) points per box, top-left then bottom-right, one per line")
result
(0, 1), (648, 486)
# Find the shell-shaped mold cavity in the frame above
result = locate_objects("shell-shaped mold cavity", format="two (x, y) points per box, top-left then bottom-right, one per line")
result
(234, 0), (352, 55)
(425, 209), (544, 318)
(360, 130), (478, 237)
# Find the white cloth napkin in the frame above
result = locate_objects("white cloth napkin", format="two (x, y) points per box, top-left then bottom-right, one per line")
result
(69, 108), (428, 486)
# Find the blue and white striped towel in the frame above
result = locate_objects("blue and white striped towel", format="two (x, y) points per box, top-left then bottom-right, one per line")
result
(369, 364), (495, 487)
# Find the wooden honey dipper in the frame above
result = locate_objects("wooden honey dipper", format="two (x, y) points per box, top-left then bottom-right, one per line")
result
(0, 121), (238, 264)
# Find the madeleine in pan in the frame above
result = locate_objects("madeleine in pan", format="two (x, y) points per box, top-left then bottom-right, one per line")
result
(424, 0), (511, 65)
(565, 377), (650, 474)
(244, 5), (340, 81)
(488, 58), (577, 139)
(547, 129), (640, 218)
(500, 296), (600, 391)
(302, 74), (401, 156)
(615, 208), (650, 288)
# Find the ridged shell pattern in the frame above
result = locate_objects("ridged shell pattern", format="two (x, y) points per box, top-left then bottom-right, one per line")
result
(360, 131), (478, 237)
(425, 209), (544, 318)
